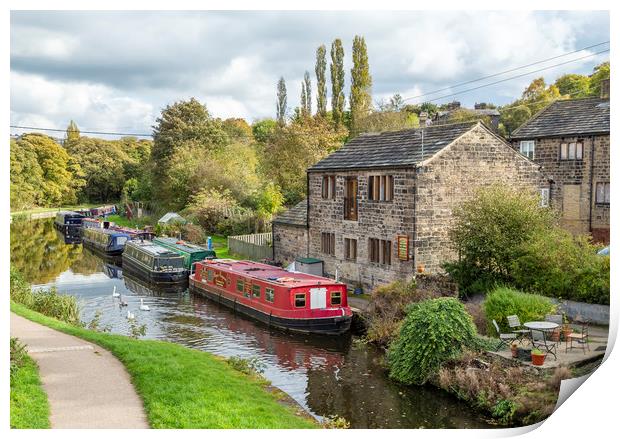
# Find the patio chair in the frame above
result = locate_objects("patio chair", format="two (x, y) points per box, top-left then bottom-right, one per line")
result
(492, 319), (517, 350)
(507, 315), (530, 344)
(566, 320), (590, 354)
(545, 314), (563, 342)
(531, 329), (557, 360)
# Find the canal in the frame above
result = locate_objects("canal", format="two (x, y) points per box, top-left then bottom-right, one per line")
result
(10, 218), (491, 429)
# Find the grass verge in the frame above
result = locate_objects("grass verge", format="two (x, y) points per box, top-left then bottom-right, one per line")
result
(10, 341), (50, 429)
(11, 302), (316, 429)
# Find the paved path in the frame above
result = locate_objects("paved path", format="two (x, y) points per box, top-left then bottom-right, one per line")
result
(10, 313), (149, 429)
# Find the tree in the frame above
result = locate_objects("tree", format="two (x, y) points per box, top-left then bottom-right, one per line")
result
(315, 44), (328, 116)
(252, 119), (278, 144)
(65, 120), (80, 148)
(553, 73), (590, 98)
(276, 77), (288, 126)
(349, 35), (373, 135)
(300, 81), (308, 118)
(498, 104), (531, 137)
(330, 39), (345, 128)
(221, 118), (253, 141)
(302, 71), (312, 116)
(588, 61), (610, 97)
(10, 138), (45, 210)
(354, 110), (418, 135)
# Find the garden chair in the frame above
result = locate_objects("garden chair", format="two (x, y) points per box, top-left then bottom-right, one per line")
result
(566, 320), (590, 354)
(531, 329), (557, 360)
(506, 315), (530, 344)
(492, 319), (517, 350)
(545, 314), (563, 342)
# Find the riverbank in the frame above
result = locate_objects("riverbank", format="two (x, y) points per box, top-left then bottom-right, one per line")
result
(10, 338), (50, 429)
(11, 302), (316, 429)
(11, 204), (100, 217)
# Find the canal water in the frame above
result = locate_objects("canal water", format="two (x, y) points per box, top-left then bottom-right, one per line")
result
(10, 218), (491, 429)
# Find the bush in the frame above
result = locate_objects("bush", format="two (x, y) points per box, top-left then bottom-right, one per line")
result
(483, 287), (556, 334)
(511, 230), (610, 305)
(387, 297), (477, 385)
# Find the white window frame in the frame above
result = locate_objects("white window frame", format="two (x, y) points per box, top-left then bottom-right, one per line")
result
(520, 140), (535, 159)
(540, 188), (550, 207)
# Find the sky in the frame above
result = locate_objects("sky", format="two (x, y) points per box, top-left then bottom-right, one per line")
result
(10, 10), (610, 139)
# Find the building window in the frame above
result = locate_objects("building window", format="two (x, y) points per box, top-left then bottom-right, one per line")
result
(520, 140), (535, 159)
(252, 284), (261, 299)
(321, 175), (336, 199)
(560, 141), (583, 160)
(265, 287), (275, 303)
(368, 175), (394, 201)
(344, 238), (357, 261)
(321, 232), (335, 256)
(368, 238), (392, 265)
(596, 182), (610, 205)
(236, 279), (244, 293)
(344, 177), (358, 220)
(294, 293), (306, 308)
(540, 188), (550, 207)
(330, 292), (342, 306)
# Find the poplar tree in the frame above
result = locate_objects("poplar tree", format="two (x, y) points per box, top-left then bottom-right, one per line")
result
(65, 120), (80, 149)
(315, 45), (327, 116)
(300, 81), (308, 117)
(349, 35), (372, 133)
(330, 39), (345, 128)
(276, 77), (288, 126)
(303, 71), (312, 115)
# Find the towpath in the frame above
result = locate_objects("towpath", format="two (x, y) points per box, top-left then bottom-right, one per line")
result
(10, 313), (149, 428)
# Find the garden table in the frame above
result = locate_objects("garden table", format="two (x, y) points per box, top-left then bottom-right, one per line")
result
(523, 321), (559, 331)
(524, 321), (560, 360)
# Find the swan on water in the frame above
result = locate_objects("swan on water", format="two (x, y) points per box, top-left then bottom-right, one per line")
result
(127, 310), (135, 320)
(119, 296), (128, 307)
(139, 298), (150, 311)
(112, 286), (120, 298)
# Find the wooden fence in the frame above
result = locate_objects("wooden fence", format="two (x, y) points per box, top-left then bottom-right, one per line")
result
(228, 232), (273, 261)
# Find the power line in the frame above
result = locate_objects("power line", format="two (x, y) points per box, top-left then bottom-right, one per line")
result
(401, 41), (609, 103)
(404, 50), (609, 105)
(9, 125), (153, 138)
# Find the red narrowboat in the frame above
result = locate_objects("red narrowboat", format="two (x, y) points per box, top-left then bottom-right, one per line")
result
(189, 259), (352, 335)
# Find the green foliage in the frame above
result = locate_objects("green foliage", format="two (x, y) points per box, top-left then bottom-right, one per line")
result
(482, 287), (556, 334)
(226, 356), (267, 376)
(315, 44), (328, 116)
(388, 298), (478, 385)
(221, 118), (252, 141)
(492, 399), (517, 424)
(183, 187), (240, 233)
(252, 119), (277, 143)
(10, 138), (45, 210)
(510, 229), (610, 304)
(276, 77), (288, 126)
(354, 110), (418, 136)
(588, 61), (610, 97)
(255, 182), (284, 220)
(330, 38), (345, 128)
(321, 415), (351, 429)
(349, 35), (372, 135)
(10, 337), (28, 378)
(554, 73), (590, 98)
(444, 185), (556, 297)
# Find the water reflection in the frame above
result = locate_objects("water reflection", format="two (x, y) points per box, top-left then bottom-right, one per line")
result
(10, 218), (491, 429)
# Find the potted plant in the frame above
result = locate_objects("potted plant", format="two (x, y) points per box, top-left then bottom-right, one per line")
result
(562, 315), (572, 341)
(531, 348), (546, 366)
(510, 341), (519, 358)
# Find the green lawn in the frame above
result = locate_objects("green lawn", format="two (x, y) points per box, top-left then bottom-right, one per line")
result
(11, 203), (100, 216)
(11, 302), (315, 429)
(211, 235), (242, 260)
(10, 351), (50, 429)
(106, 214), (155, 229)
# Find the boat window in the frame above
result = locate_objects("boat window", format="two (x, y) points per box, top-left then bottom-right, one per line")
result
(265, 288), (275, 303)
(116, 236), (128, 247)
(331, 291), (342, 306)
(294, 293), (306, 308)
(207, 269), (214, 282)
(236, 279), (244, 293)
(252, 284), (261, 299)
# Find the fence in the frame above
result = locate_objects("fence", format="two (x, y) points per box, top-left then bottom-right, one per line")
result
(228, 232), (273, 261)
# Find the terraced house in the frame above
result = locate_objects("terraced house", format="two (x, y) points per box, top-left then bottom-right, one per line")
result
(511, 81), (610, 242)
(273, 121), (548, 291)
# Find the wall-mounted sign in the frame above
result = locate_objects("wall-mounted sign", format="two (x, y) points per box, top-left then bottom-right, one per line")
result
(397, 235), (409, 261)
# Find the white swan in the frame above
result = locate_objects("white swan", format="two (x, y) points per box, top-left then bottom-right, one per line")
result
(112, 286), (120, 298)
(127, 310), (135, 320)
(139, 298), (150, 311)
(119, 295), (128, 307)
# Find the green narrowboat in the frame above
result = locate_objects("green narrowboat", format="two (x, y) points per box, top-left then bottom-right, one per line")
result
(152, 237), (216, 270)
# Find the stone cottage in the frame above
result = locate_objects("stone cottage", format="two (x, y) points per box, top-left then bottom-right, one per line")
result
(273, 121), (548, 291)
(510, 87), (610, 242)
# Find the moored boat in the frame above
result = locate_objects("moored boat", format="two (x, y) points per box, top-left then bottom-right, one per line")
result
(54, 211), (84, 231)
(189, 260), (352, 335)
(108, 225), (155, 241)
(152, 237), (216, 270)
(122, 240), (187, 283)
(82, 227), (131, 256)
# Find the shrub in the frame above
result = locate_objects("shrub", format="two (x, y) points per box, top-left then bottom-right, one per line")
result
(387, 297), (477, 385)
(511, 230), (610, 305)
(483, 287), (556, 334)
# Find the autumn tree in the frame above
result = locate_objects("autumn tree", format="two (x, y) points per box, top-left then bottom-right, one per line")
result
(276, 77), (288, 126)
(330, 39), (345, 128)
(589, 61), (610, 97)
(303, 71), (312, 116)
(10, 137), (45, 210)
(65, 120), (80, 149)
(554, 74), (590, 98)
(349, 35), (373, 135)
(315, 44), (327, 116)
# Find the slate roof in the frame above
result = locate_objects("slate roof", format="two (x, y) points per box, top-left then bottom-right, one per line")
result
(272, 200), (307, 227)
(308, 121), (479, 171)
(511, 97), (610, 140)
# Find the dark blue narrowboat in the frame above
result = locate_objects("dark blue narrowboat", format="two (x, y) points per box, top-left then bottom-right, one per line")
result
(122, 240), (187, 283)
(82, 227), (131, 256)
(54, 211), (84, 231)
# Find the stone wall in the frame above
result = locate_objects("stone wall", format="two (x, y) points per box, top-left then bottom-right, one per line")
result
(272, 223), (308, 266)
(307, 168), (416, 292)
(415, 124), (548, 273)
(511, 135), (609, 243)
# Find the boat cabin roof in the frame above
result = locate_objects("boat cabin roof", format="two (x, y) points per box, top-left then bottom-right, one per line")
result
(86, 228), (129, 238)
(200, 259), (343, 289)
(58, 210), (84, 217)
(154, 237), (211, 254)
(127, 240), (183, 258)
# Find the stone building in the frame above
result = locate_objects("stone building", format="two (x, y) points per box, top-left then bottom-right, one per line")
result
(273, 121), (548, 291)
(510, 90), (610, 243)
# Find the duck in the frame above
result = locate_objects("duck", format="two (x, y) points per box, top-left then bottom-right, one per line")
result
(112, 286), (120, 298)
(139, 298), (150, 311)
(127, 310), (135, 320)
(119, 295), (128, 307)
